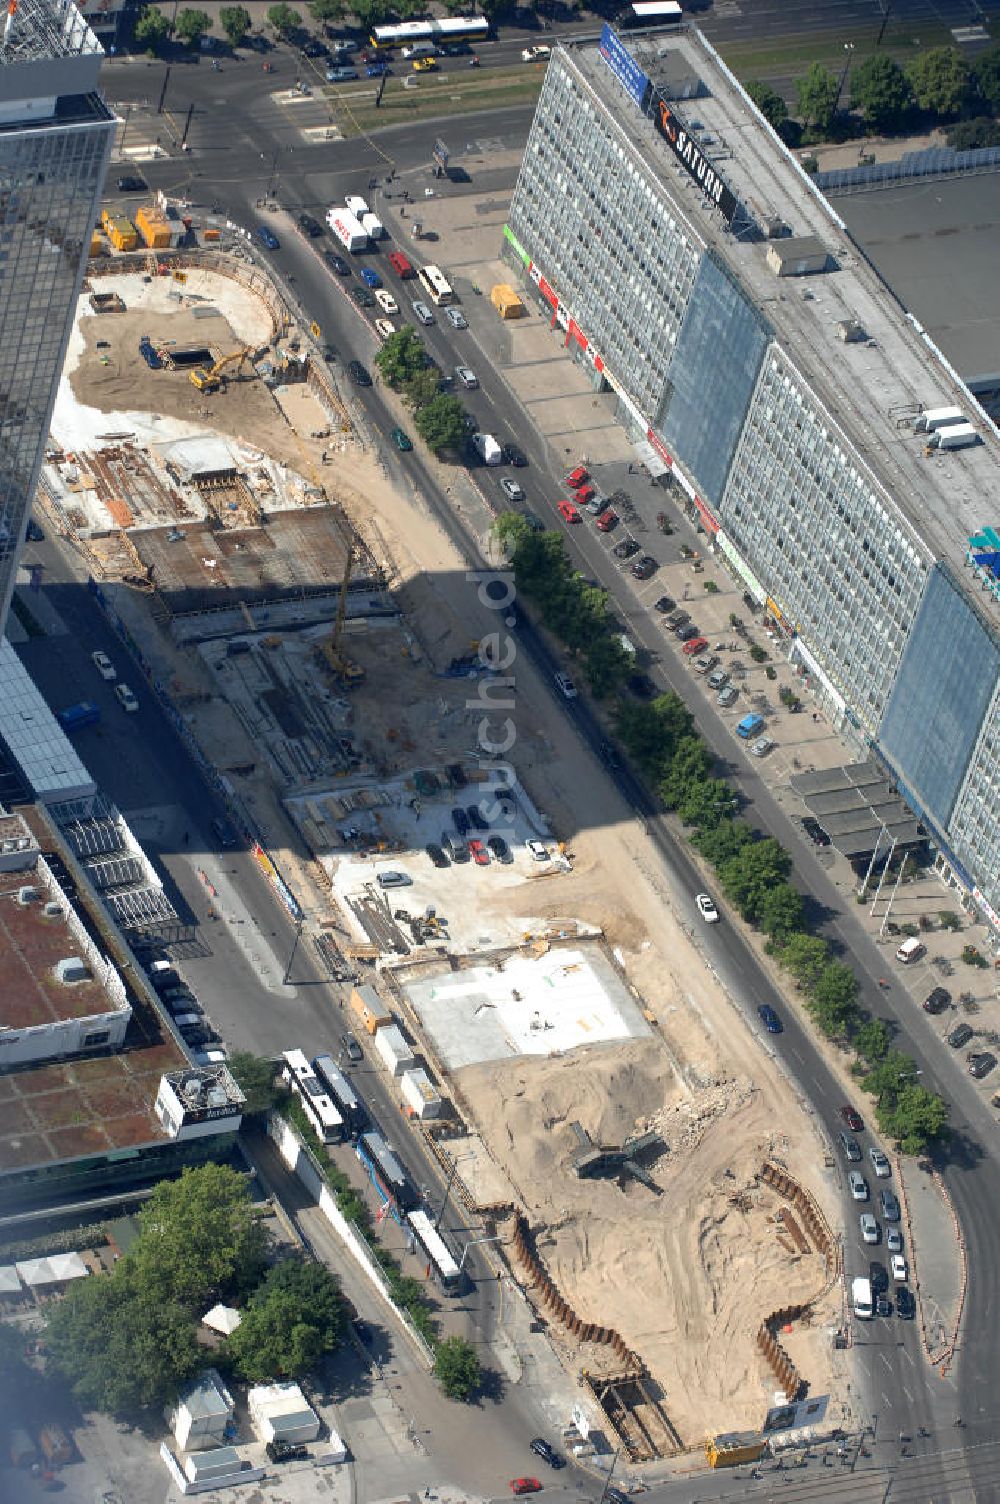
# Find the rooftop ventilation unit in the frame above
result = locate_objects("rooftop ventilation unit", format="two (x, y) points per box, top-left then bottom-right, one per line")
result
(55, 956), (90, 984)
(43, 901), (63, 918)
(17, 885), (39, 905)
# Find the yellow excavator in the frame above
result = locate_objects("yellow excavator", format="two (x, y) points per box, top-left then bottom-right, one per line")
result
(189, 346), (256, 393)
(317, 548), (365, 687)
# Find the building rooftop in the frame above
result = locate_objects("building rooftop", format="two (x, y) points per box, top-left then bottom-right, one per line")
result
(0, 639), (96, 804)
(568, 29), (1000, 621)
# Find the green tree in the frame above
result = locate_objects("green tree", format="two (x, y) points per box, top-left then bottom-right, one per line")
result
(47, 1270), (200, 1415)
(907, 47), (970, 119)
(614, 692), (693, 779)
(807, 960), (860, 1037)
(795, 62), (840, 134)
(692, 816), (755, 870)
(227, 1052), (280, 1115)
(777, 932), (829, 992)
(433, 1334), (481, 1401)
(877, 1083), (949, 1156)
(759, 881), (805, 942)
(660, 734), (713, 810)
(0, 1324), (31, 1412)
(745, 78), (788, 130)
(974, 44), (1000, 113)
(134, 4), (172, 51)
(582, 633), (631, 697)
(860, 1048), (917, 1103)
(947, 116), (1000, 149)
(267, 2), (302, 38)
(219, 4), (252, 45)
(352, 0), (396, 26)
(227, 1260), (343, 1382)
(309, 0), (345, 20)
(175, 7), (212, 46)
(403, 366), (442, 411)
(851, 54), (912, 132)
(677, 776), (738, 831)
(132, 1163), (269, 1310)
(375, 325), (426, 390)
(414, 393), (469, 454)
(494, 511), (532, 556)
(854, 1016), (892, 1064)
(718, 837), (791, 923)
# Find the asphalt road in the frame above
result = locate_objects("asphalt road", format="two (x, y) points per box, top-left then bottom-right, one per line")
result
(46, 34), (1000, 1487)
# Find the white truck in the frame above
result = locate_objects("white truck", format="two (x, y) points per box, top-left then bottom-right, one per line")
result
(326, 208), (368, 253)
(852, 1275), (873, 1320)
(472, 432), (502, 465)
(345, 194), (370, 219)
(914, 405), (964, 432)
(929, 422), (980, 451)
(361, 210), (386, 240)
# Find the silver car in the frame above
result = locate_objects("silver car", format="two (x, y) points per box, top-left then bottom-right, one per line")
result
(849, 1170), (869, 1201)
(500, 477), (525, 502)
(718, 685), (739, 707)
(445, 306), (468, 329)
(411, 299), (434, 325)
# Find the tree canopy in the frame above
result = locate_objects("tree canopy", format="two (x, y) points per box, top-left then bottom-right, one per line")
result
(227, 1260), (344, 1382)
(175, 8), (212, 45)
(745, 79), (788, 130)
(907, 47), (970, 119)
(226, 1052), (281, 1115)
(433, 1334), (481, 1401)
(309, 0), (346, 20)
(414, 393), (468, 453)
(795, 63), (840, 134)
(974, 44), (1000, 113)
(267, 3), (302, 37)
(134, 5), (172, 50)
(851, 54), (912, 132)
(131, 1163), (268, 1309)
(375, 326), (428, 390)
(218, 5), (252, 45)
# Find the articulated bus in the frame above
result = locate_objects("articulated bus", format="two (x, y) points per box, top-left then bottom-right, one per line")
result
(282, 1049), (345, 1144)
(356, 1130), (416, 1223)
(370, 16), (489, 48)
(312, 1053), (364, 1136)
(407, 1209), (464, 1296)
(417, 264), (454, 306)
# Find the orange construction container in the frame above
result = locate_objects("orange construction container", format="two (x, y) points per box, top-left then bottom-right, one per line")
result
(101, 210), (138, 251)
(89, 230), (106, 256)
(135, 205), (171, 249)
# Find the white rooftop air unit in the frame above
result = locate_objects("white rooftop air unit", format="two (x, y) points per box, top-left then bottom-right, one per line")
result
(55, 956), (90, 984)
(43, 901), (63, 918)
(17, 885), (39, 905)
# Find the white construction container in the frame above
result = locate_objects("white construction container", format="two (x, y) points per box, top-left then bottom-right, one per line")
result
(931, 422), (980, 451)
(914, 405), (964, 432)
(248, 1382), (319, 1444)
(401, 1067), (442, 1119)
(373, 1023), (415, 1077)
(361, 211), (386, 239)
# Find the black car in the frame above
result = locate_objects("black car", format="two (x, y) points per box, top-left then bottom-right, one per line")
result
(211, 815), (238, 849)
(676, 623), (699, 642)
(297, 212), (324, 238)
(341, 1031), (363, 1063)
(26, 519), (44, 542)
(948, 1022), (974, 1049)
(654, 595), (676, 614)
(923, 986), (951, 1014)
(466, 804), (488, 831)
(442, 831), (470, 863)
(875, 1293), (892, 1318)
(895, 1287), (915, 1320)
(302, 37), (329, 56)
(628, 673), (657, 700)
(117, 173), (147, 192)
(266, 1439), (308, 1463)
(869, 1260), (888, 1293)
(425, 842), (449, 868)
(350, 286), (375, 308)
(488, 835), (513, 864)
(605, 1490), (629, 1504)
(969, 1051), (997, 1079)
(631, 554), (657, 580)
(613, 537), (640, 560)
(501, 443), (527, 467)
(801, 816), (831, 847)
(348, 359), (372, 385)
(324, 249), (352, 276)
(529, 1438), (565, 1470)
(452, 807), (470, 836)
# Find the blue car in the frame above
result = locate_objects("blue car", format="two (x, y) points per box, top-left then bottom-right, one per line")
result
(256, 224), (280, 251)
(758, 1004), (782, 1034)
(360, 267), (382, 289)
(366, 62), (390, 76)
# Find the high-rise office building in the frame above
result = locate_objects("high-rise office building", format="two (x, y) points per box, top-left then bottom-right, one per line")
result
(504, 26), (1000, 936)
(0, 0), (114, 633)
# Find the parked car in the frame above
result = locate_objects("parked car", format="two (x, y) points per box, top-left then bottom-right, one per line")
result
(558, 499), (581, 523)
(860, 1213), (879, 1244)
(750, 736), (775, 758)
(969, 1051), (997, 1079)
(923, 986), (951, 1014)
(758, 1004), (782, 1034)
(839, 1132), (862, 1162)
(326, 64), (359, 81)
(425, 842), (449, 868)
(91, 649), (116, 680)
(376, 870), (411, 888)
(488, 835), (513, 864)
(613, 538), (640, 560)
(707, 669), (729, 690)
(585, 494), (609, 516)
(886, 1227), (903, 1253)
(718, 685), (739, 707)
(510, 1482), (542, 1497)
(682, 637), (709, 657)
(256, 224), (280, 251)
(596, 509), (619, 532)
(565, 465), (589, 489)
(529, 1439), (565, 1470)
(849, 1171), (869, 1201)
(677, 623), (699, 642)
(631, 554), (657, 580)
(869, 1260), (888, 1292)
(359, 266), (382, 289)
(896, 1287), (915, 1319)
(350, 286), (375, 307)
(468, 838), (490, 866)
(869, 1146), (891, 1178)
(801, 816), (831, 846)
(841, 1104), (865, 1133)
(696, 892), (719, 923)
(267, 1439), (308, 1463)
(341, 1031), (363, 1063)
(654, 595), (675, 614)
(948, 1022), (974, 1049)
(693, 654), (720, 676)
(891, 1253), (908, 1282)
(374, 288), (399, 314)
(554, 671), (577, 699)
(875, 1293), (892, 1318)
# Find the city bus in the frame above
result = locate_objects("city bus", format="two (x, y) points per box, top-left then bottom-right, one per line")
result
(356, 1130), (416, 1223)
(621, 1), (683, 22)
(312, 1053), (364, 1136)
(417, 264), (454, 306)
(370, 17), (489, 49)
(407, 1209), (464, 1296)
(282, 1049), (345, 1144)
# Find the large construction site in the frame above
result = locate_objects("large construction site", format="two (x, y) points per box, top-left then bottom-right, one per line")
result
(39, 243), (849, 1455)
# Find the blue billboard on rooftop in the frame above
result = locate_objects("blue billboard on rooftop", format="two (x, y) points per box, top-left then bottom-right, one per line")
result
(598, 24), (651, 112)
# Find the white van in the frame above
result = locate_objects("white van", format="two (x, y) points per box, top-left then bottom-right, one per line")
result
(852, 1275), (873, 1319)
(402, 41), (437, 58)
(895, 936), (926, 964)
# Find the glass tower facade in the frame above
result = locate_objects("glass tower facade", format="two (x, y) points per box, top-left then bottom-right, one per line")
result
(0, 0), (114, 634)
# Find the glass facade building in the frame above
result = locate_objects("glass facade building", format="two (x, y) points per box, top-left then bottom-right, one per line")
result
(0, 0), (114, 635)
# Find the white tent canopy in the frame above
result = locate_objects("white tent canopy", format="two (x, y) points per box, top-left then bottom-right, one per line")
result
(202, 1303), (242, 1335)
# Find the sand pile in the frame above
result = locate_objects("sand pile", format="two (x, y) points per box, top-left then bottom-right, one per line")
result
(463, 1042), (834, 1438)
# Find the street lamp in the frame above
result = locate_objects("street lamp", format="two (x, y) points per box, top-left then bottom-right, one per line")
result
(282, 918), (303, 985)
(834, 42), (856, 114)
(458, 1233), (501, 1273)
(434, 1152), (474, 1231)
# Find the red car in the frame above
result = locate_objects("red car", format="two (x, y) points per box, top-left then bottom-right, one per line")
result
(510, 1482), (542, 1497)
(573, 483), (596, 505)
(841, 1104), (865, 1133)
(596, 509), (619, 532)
(564, 465), (589, 489)
(469, 838), (490, 866)
(682, 636), (709, 656)
(558, 499), (581, 523)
